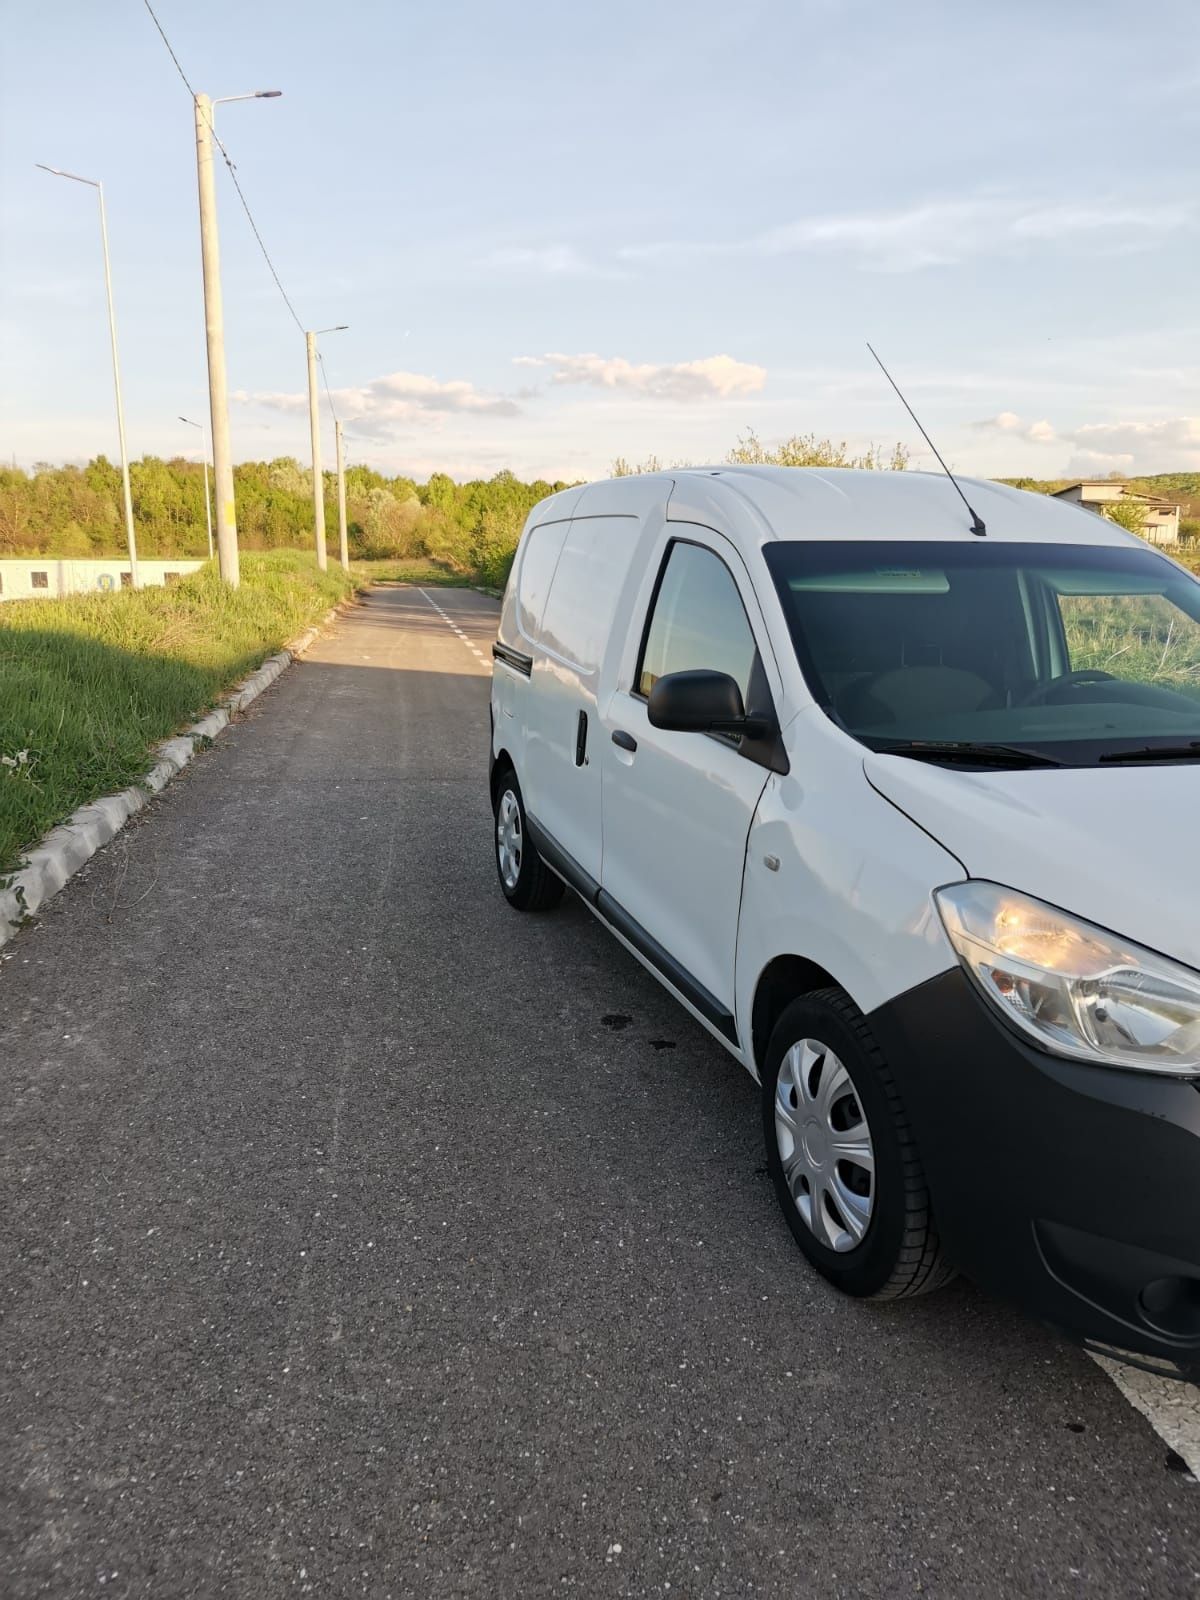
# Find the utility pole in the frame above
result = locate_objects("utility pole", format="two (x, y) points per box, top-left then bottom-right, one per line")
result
(190, 89), (282, 588)
(36, 165), (139, 588)
(305, 324), (348, 573)
(194, 93), (238, 587)
(96, 184), (138, 590)
(305, 330), (326, 570)
(335, 420), (349, 572)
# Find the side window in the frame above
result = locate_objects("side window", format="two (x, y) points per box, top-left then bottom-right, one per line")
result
(516, 520), (569, 641)
(539, 516), (640, 673)
(638, 541), (757, 701)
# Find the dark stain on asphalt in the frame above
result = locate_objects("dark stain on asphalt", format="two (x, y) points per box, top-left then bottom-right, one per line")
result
(601, 1013), (632, 1030)
(648, 1038), (676, 1051)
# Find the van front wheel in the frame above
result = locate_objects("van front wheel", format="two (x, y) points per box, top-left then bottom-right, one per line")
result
(762, 988), (954, 1300)
(493, 770), (564, 912)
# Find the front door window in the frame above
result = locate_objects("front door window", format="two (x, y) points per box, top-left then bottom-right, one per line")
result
(638, 541), (757, 704)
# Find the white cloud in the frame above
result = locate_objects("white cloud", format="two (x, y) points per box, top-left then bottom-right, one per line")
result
(239, 370), (521, 441)
(1012, 203), (1194, 240)
(484, 244), (617, 278)
(517, 351), (767, 401)
(1068, 418), (1200, 473)
(1070, 417), (1200, 455)
(975, 411), (1058, 444)
(973, 411), (1200, 475)
(1063, 447), (1136, 476)
(622, 196), (1195, 273)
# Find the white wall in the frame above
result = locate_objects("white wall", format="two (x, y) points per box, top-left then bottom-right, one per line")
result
(1143, 510), (1181, 547)
(0, 559), (204, 602)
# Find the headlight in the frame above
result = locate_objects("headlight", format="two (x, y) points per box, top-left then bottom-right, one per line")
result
(935, 881), (1200, 1076)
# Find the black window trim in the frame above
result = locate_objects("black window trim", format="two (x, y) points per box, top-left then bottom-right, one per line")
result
(630, 536), (681, 704)
(633, 535), (760, 706)
(630, 535), (788, 774)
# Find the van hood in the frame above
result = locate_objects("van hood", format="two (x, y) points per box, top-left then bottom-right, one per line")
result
(864, 754), (1200, 972)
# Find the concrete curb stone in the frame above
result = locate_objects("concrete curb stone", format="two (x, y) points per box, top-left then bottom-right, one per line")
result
(0, 606), (340, 948)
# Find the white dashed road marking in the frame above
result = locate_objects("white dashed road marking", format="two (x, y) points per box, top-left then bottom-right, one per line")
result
(417, 583), (1200, 1478)
(417, 587), (492, 675)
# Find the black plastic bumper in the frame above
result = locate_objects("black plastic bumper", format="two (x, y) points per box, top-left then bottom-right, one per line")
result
(869, 968), (1200, 1368)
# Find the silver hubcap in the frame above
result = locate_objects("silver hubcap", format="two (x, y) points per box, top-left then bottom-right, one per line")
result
(496, 789), (522, 890)
(774, 1038), (875, 1253)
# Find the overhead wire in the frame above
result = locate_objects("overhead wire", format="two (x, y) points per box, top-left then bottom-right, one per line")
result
(141, 0), (195, 95)
(142, 0), (307, 337)
(317, 351), (340, 424)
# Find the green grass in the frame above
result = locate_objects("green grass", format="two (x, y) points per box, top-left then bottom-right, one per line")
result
(0, 551), (357, 875)
(350, 557), (474, 586)
(1061, 591), (1200, 701)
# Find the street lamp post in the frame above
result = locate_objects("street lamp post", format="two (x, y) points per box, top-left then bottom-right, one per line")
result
(305, 324), (347, 571)
(180, 415), (214, 560)
(36, 164), (139, 589)
(335, 420), (349, 573)
(193, 89), (281, 589)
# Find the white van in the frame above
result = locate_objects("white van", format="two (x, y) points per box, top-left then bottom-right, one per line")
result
(489, 466), (1200, 1367)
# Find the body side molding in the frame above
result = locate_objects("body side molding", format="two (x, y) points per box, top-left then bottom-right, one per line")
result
(526, 811), (739, 1046)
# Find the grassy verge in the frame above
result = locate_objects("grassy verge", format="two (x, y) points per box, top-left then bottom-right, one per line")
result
(0, 551), (357, 874)
(350, 556), (474, 586)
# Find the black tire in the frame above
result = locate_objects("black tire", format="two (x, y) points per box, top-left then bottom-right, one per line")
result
(762, 987), (954, 1300)
(492, 767), (564, 912)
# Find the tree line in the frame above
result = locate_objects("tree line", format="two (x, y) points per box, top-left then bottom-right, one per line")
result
(0, 457), (571, 589)
(4, 439), (1192, 591)
(0, 434), (907, 586)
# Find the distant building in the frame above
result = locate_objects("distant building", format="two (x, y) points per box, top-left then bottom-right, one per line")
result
(1053, 481), (1181, 546)
(0, 558), (204, 602)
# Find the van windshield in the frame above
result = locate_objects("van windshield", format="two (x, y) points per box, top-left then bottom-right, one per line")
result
(763, 541), (1200, 767)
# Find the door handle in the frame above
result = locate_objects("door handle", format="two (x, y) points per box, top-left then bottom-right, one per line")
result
(575, 710), (588, 767)
(611, 729), (637, 753)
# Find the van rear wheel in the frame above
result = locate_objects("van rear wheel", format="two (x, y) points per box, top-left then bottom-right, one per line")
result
(762, 988), (954, 1300)
(493, 769), (564, 912)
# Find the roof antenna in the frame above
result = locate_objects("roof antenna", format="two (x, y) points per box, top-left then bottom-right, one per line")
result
(866, 342), (986, 536)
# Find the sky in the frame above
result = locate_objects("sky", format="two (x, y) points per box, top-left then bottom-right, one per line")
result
(2, 0), (1199, 484)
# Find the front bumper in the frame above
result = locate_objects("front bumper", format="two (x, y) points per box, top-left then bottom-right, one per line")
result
(869, 967), (1200, 1368)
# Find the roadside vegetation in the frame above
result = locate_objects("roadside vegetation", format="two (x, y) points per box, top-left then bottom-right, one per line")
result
(0, 551), (355, 874)
(4, 443), (1197, 604)
(0, 457), (569, 591)
(350, 557), (473, 587)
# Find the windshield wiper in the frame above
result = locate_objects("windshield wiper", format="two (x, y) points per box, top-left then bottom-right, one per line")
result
(1098, 741), (1200, 764)
(869, 739), (1064, 769)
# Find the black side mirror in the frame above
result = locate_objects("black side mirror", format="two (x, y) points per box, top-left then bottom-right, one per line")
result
(647, 669), (772, 737)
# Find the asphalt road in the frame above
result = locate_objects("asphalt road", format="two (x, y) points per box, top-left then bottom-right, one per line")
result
(3, 585), (1198, 1599)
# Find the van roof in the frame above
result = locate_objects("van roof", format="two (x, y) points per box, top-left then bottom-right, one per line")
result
(535, 466), (1143, 550)
(664, 466), (1140, 548)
